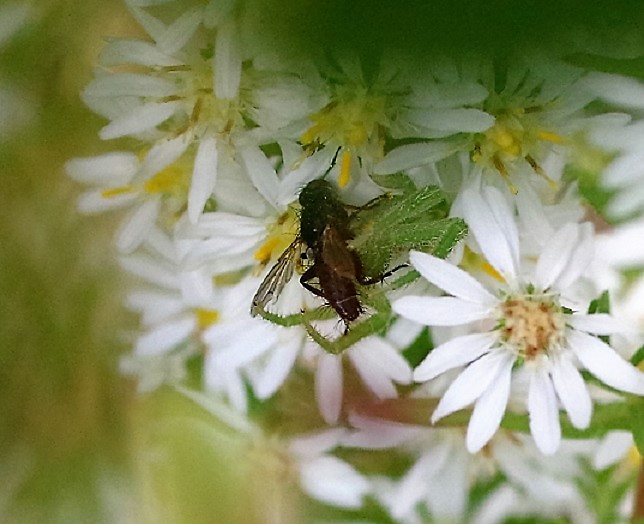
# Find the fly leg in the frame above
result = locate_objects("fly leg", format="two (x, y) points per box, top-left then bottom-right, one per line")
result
(358, 263), (409, 285)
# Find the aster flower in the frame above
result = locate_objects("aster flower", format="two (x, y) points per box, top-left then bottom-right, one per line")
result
(392, 182), (644, 454)
(300, 52), (492, 196)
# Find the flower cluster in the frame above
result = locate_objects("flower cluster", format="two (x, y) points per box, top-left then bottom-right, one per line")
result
(68, 1), (644, 521)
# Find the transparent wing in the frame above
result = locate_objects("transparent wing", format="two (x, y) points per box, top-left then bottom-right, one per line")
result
(250, 240), (302, 316)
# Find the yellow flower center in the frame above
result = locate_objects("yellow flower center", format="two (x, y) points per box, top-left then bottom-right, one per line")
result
(499, 295), (565, 361)
(472, 108), (564, 192)
(301, 86), (387, 187)
(143, 165), (188, 195)
(194, 308), (220, 329)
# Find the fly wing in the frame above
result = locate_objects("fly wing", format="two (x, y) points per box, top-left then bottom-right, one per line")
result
(250, 240), (301, 316)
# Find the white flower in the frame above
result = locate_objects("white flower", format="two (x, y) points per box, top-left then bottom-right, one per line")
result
(392, 183), (644, 454)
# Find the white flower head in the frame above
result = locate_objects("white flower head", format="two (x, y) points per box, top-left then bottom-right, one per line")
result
(392, 183), (644, 454)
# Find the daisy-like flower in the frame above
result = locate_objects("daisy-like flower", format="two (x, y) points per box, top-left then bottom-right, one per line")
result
(300, 52), (493, 197)
(392, 182), (644, 454)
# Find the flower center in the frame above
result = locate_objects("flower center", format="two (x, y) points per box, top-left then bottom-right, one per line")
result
(301, 86), (387, 187)
(498, 294), (565, 361)
(472, 108), (563, 192)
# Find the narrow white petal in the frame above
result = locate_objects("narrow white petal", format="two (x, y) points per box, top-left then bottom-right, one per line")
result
(466, 354), (514, 452)
(254, 337), (300, 399)
(139, 134), (191, 180)
(214, 19), (242, 99)
(238, 145), (279, 207)
(461, 184), (517, 281)
(349, 347), (398, 399)
(99, 101), (179, 140)
(135, 316), (196, 356)
(554, 224), (594, 291)
(290, 428), (347, 457)
(534, 223), (578, 290)
(413, 332), (496, 382)
(119, 254), (180, 289)
(409, 250), (496, 304)
(551, 355), (592, 429)
(568, 314), (628, 336)
(603, 150), (644, 188)
(568, 329), (644, 395)
(357, 337), (412, 383)
(116, 198), (161, 253)
(432, 350), (514, 422)
(482, 186), (520, 269)
(127, 6), (167, 42)
(393, 296), (492, 326)
(592, 431), (634, 469)
(583, 72), (644, 109)
(156, 8), (202, 55)
(316, 354), (343, 424)
(188, 136), (218, 223)
(83, 73), (177, 98)
(65, 152), (138, 185)
(77, 190), (136, 214)
(374, 141), (460, 174)
(100, 39), (180, 67)
(407, 107), (494, 133)
(299, 456), (369, 509)
(528, 368), (561, 455)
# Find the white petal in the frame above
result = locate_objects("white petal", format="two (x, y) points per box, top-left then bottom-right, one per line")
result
(568, 314), (627, 336)
(299, 456), (370, 508)
(139, 133), (191, 179)
(119, 253), (179, 289)
(465, 354), (514, 452)
(393, 296), (493, 326)
(356, 337), (412, 383)
(188, 136), (218, 223)
(83, 73), (177, 98)
(77, 190), (137, 214)
(592, 431), (634, 469)
(316, 354), (343, 424)
(349, 348), (397, 399)
(461, 184), (517, 281)
(568, 329), (644, 395)
(135, 316), (196, 356)
(214, 19), (242, 99)
(534, 223), (579, 290)
(116, 198), (161, 253)
(99, 101), (179, 139)
(407, 107), (494, 133)
(528, 367), (561, 455)
(482, 186), (520, 269)
(409, 250), (496, 304)
(583, 72), (644, 109)
(254, 336), (300, 399)
(413, 332), (496, 382)
(432, 350), (514, 422)
(551, 355), (592, 429)
(290, 428), (347, 457)
(100, 39), (180, 67)
(238, 145), (279, 207)
(65, 152), (138, 185)
(374, 141), (461, 174)
(156, 7), (202, 56)
(553, 224), (594, 291)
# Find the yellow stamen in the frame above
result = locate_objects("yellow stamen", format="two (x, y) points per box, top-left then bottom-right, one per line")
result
(537, 130), (566, 144)
(143, 166), (184, 194)
(627, 445), (642, 467)
(482, 261), (505, 283)
(254, 237), (280, 264)
(339, 150), (352, 188)
(194, 308), (219, 329)
(101, 185), (135, 198)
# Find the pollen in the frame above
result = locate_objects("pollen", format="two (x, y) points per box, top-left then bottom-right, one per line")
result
(143, 165), (186, 195)
(194, 308), (220, 329)
(499, 295), (565, 361)
(300, 86), (387, 160)
(338, 150), (352, 188)
(101, 185), (135, 198)
(254, 207), (299, 266)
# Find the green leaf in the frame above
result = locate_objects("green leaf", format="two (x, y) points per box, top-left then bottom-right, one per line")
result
(587, 290), (611, 314)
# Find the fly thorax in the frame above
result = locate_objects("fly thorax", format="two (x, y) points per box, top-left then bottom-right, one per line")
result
(496, 292), (566, 363)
